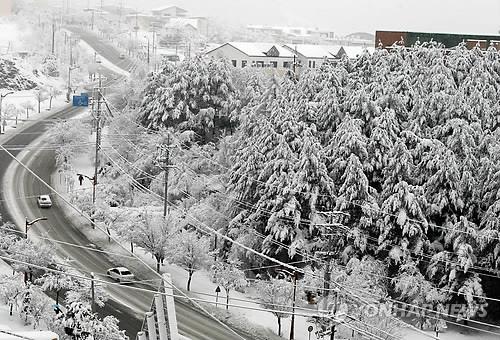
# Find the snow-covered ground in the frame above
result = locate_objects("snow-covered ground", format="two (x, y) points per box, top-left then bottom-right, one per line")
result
(0, 260), (54, 334)
(0, 19), (90, 138)
(51, 145), (498, 340)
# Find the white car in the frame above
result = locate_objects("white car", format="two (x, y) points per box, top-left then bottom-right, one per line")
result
(107, 267), (135, 283)
(37, 195), (52, 208)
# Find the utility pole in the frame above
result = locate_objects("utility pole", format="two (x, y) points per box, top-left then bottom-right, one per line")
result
(277, 269), (298, 340)
(147, 37), (150, 66)
(152, 30), (156, 72)
(290, 271), (297, 340)
(330, 289), (339, 340)
(118, 0), (123, 30)
(51, 20), (56, 55)
(90, 67), (103, 217)
(314, 210), (349, 339)
(156, 137), (174, 217)
(90, 272), (96, 312)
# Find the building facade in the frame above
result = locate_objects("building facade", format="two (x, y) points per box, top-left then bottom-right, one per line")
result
(376, 30), (500, 50)
(206, 42), (374, 71)
(151, 6), (188, 18)
(206, 42), (296, 69)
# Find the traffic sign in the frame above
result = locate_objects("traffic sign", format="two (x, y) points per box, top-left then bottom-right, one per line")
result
(72, 95), (89, 107)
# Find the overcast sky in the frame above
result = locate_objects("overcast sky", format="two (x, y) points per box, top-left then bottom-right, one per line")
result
(112, 0), (500, 35)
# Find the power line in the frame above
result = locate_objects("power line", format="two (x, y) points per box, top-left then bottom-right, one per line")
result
(76, 65), (500, 337)
(100, 147), (500, 338)
(89, 102), (448, 340)
(0, 143), (248, 340)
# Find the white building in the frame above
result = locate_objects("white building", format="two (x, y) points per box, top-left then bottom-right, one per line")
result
(283, 44), (343, 68)
(206, 42), (374, 71)
(206, 42), (296, 69)
(247, 25), (335, 43)
(151, 6), (188, 18)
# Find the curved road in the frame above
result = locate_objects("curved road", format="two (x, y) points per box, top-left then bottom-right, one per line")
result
(0, 27), (251, 340)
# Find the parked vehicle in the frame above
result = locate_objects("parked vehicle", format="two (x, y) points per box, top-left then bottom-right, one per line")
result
(37, 195), (52, 208)
(107, 267), (135, 283)
(119, 53), (126, 59)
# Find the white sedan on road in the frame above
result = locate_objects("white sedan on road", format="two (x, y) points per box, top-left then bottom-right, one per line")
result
(37, 195), (52, 208)
(107, 267), (135, 283)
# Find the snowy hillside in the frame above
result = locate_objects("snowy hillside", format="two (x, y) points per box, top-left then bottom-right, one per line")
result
(0, 57), (37, 91)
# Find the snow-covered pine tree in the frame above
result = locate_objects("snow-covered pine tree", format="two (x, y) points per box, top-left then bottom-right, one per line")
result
(140, 57), (237, 143)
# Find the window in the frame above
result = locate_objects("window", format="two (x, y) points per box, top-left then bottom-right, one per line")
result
(231, 60), (237, 67)
(283, 61), (291, 68)
(242, 60), (247, 68)
(308, 60), (316, 68)
(256, 61), (264, 67)
(270, 61), (278, 68)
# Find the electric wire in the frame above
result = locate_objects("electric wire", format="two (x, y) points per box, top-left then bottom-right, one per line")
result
(95, 122), (500, 339)
(0, 130), (249, 340)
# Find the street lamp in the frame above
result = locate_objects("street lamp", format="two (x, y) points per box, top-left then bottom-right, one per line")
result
(25, 217), (48, 239)
(0, 91), (14, 134)
(77, 173), (97, 204)
(67, 65), (79, 102)
(277, 269), (298, 340)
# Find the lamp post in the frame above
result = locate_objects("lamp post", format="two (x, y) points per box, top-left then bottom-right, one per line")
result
(277, 269), (298, 340)
(307, 325), (313, 340)
(67, 65), (78, 102)
(25, 217), (48, 239)
(0, 91), (14, 134)
(77, 173), (97, 204)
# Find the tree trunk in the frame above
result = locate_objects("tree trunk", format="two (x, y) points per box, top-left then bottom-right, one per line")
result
(49, 96), (53, 109)
(187, 271), (193, 291)
(38, 101), (40, 113)
(155, 256), (161, 273)
(56, 290), (60, 305)
(130, 242), (134, 253)
(225, 289), (230, 310)
(26, 108), (28, 119)
(9, 303), (13, 316)
(277, 316), (282, 336)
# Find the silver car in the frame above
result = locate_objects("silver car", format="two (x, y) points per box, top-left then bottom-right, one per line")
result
(107, 267), (135, 283)
(37, 195), (52, 208)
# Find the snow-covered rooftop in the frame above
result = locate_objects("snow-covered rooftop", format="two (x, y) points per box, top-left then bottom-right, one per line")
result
(284, 44), (342, 59)
(207, 42), (297, 58)
(228, 42), (275, 57)
(341, 46), (375, 58)
(167, 17), (202, 30)
(151, 5), (188, 13)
